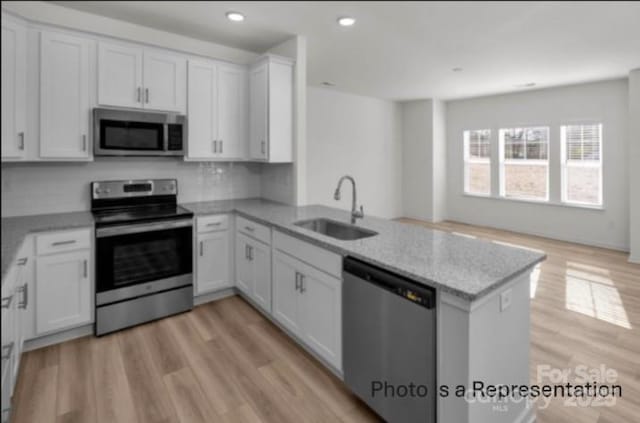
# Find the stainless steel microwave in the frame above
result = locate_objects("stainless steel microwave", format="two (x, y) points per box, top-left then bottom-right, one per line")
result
(93, 108), (186, 156)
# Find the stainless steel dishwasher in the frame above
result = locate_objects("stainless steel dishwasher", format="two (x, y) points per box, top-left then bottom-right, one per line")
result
(343, 257), (436, 423)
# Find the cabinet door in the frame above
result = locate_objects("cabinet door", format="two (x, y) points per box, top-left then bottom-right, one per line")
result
(299, 267), (342, 371)
(272, 251), (302, 335)
(218, 65), (248, 159)
(267, 60), (293, 163)
(40, 31), (92, 159)
(250, 239), (271, 312)
(187, 60), (217, 159)
(249, 62), (268, 160)
(196, 231), (230, 295)
(1, 275), (16, 384)
(36, 250), (92, 334)
(98, 42), (143, 109)
(1, 17), (26, 160)
(235, 233), (253, 295)
(143, 50), (186, 112)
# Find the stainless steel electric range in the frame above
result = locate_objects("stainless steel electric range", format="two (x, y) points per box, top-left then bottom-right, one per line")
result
(91, 179), (194, 336)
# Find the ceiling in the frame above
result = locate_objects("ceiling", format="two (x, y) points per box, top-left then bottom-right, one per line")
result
(51, 1), (640, 101)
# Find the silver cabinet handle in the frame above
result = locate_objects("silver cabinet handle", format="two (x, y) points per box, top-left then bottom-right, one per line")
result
(1, 295), (13, 309)
(245, 245), (249, 260)
(248, 245), (253, 261)
(213, 140), (217, 153)
(145, 88), (149, 104)
(137, 87), (142, 103)
(52, 240), (76, 247)
(244, 226), (255, 232)
(18, 132), (25, 150)
(199, 241), (203, 257)
(1, 342), (14, 360)
(207, 222), (222, 227)
(17, 257), (28, 266)
(18, 283), (28, 309)
(261, 140), (265, 155)
(82, 134), (87, 151)
(299, 274), (306, 293)
(294, 272), (301, 291)
(219, 140), (223, 154)
(83, 260), (88, 278)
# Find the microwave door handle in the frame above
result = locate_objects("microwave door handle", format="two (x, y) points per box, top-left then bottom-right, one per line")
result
(163, 124), (169, 153)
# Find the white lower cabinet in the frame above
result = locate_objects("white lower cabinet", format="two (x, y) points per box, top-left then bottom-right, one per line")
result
(235, 231), (272, 312)
(35, 229), (92, 335)
(195, 215), (232, 295)
(272, 249), (342, 372)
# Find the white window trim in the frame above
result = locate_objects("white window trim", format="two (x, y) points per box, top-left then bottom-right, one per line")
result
(463, 130), (491, 196)
(560, 123), (603, 207)
(498, 127), (550, 202)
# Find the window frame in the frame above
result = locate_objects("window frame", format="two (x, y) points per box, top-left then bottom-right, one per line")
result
(498, 126), (551, 202)
(463, 129), (492, 197)
(560, 123), (603, 207)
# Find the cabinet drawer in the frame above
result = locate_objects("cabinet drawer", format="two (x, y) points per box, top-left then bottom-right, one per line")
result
(273, 230), (341, 278)
(36, 228), (91, 255)
(197, 214), (229, 233)
(236, 215), (271, 245)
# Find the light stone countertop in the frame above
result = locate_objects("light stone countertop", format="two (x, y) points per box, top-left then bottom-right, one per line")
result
(183, 198), (546, 301)
(2, 199), (546, 300)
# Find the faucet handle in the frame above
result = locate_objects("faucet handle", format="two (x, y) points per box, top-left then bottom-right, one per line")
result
(354, 205), (364, 218)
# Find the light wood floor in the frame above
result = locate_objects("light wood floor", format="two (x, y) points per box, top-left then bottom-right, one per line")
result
(11, 220), (640, 423)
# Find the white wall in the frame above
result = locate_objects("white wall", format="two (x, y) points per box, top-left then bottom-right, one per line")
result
(1, 1), (257, 64)
(446, 79), (630, 250)
(1, 160), (261, 217)
(629, 69), (640, 262)
(306, 86), (403, 219)
(401, 99), (447, 222)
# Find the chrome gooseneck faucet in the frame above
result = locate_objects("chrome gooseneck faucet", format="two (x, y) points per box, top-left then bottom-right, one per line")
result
(334, 175), (364, 224)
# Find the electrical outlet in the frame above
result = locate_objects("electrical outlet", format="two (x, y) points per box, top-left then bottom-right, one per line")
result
(500, 289), (512, 311)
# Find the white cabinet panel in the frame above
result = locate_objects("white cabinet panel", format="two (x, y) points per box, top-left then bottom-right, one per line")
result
(250, 239), (271, 312)
(196, 231), (230, 295)
(143, 50), (186, 112)
(98, 42), (143, 109)
(40, 31), (92, 159)
(218, 64), (247, 159)
(249, 62), (268, 160)
(36, 249), (92, 334)
(235, 232), (253, 295)
(299, 267), (342, 371)
(1, 17), (27, 160)
(187, 59), (217, 159)
(272, 251), (302, 335)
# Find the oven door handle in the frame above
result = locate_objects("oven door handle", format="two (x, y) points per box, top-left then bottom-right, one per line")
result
(96, 219), (193, 238)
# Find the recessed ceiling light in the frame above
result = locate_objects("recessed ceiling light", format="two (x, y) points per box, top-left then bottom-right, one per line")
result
(515, 82), (536, 88)
(226, 11), (245, 22)
(452, 67), (463, 72)
(337, 16), (356, 27)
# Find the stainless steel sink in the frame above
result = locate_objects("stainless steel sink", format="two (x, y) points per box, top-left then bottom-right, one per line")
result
(294, 218), (378, 241)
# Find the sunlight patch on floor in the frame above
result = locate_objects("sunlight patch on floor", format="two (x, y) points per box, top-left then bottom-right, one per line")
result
(565, 263), (631, 329)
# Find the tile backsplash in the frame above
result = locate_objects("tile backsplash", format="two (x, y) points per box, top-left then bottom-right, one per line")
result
(1, 159), (262, 217)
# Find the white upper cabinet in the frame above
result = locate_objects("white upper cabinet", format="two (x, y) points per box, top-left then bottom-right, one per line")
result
(249, 55), (293, 163)
(187, 59), (218, 159)
(217, 64), (248, 159)
(40, 31), (92, 159)
(98, 42), (185, 112)
(143, 50), (186, 112)
(1, 16), (27, 161)
(187, 59), (247, 160)
(98, 42), (143, 109)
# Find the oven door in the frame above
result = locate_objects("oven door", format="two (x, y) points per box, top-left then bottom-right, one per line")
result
(95, 219), (192, 305)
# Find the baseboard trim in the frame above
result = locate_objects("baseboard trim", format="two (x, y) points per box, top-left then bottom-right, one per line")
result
(194, 287), (236, 306)
(23, 324), (94, 352)
(628, 253), (640, 264)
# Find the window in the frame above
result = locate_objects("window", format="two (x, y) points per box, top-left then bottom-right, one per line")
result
(463, 129), (491, 195)
(499, 127), (549, 201)
(561, 124), (602, 206)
